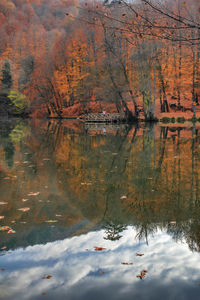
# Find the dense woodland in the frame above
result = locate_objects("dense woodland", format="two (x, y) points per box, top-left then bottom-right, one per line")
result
(0, 0), (200, 120)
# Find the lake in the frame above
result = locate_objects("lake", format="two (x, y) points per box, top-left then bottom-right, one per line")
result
(0, 119), (200, 300)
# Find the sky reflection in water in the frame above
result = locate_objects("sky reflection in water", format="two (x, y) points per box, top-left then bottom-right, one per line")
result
(0, 227), (200, 300)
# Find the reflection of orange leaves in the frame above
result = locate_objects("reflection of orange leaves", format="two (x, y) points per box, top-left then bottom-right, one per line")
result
(42, 275), (52, 279)
(121, 262), (134, 265)
(136, 253), (144, 256)
(94, 246), (106, 251)
(99, 270), (105, 274)
(136, 270), (147, 279)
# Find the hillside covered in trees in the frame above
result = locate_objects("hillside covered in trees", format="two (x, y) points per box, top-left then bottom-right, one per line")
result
(0, 0), (200, 121)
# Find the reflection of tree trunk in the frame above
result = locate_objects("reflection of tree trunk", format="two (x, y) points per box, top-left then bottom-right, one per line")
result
(102, 125), (138, 221)
(155, 126), (168, 179)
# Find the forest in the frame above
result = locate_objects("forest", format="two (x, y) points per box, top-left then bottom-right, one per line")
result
(0, 0), (200, 121)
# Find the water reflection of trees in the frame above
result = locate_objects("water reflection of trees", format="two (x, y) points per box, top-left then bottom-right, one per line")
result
(1, 120), (200, 252)
(43, 121), (200, 252)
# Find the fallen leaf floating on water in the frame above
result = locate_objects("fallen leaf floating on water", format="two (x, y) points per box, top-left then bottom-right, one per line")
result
(136, 270), (148, 279)
(42, 275), (52, 279)
(18, 207), (30, 212)
(0, 226), (10, 231)
(0, 202), (8, 205)
(22, 199), (28, 202)
(1, 246), (7, 250)
(28, 192), (40, 196)
(94, 246), (106, 251)
(7, 229), (16, 234)
(136, 253), (144, 256)
(120, 195), (127, 199)
(42, 292), (46, 296)
(45, 220), (58, 223)
(170, 221), (176, 225)
(0, 216), (4, 220)
(99, 270), (105, 274)
(121, 262), (134, 265)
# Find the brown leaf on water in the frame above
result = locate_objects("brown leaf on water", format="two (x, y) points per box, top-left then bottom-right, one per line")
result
(42, 275), (52, 279)
(45, 220), (58, 223)
(99, 270), (105, 274)
(42, 292), (46, 296)
(136, 253), (144, 256)
(0, 268), (5, 271)
(7, 229), (16, 234)
(170, 221), (176, 225)
(1, 246), (7, 250)
(121, 262), (134, 265)
(22, 199), (28, 202)
(94, 246), (106, 251)
(136, 270), (148, 279)
(28, 192), (40, 196)
(0, 226), (10, 231)
(18, 207), (30, 212)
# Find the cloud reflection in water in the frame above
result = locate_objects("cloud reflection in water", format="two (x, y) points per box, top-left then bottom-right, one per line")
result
(0, 226), (200, 300)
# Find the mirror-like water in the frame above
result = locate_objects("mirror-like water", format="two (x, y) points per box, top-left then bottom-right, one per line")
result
(0, 119), (200, 299)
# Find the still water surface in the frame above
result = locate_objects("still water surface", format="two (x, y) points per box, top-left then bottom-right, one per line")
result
(0, 119), (200, 299)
